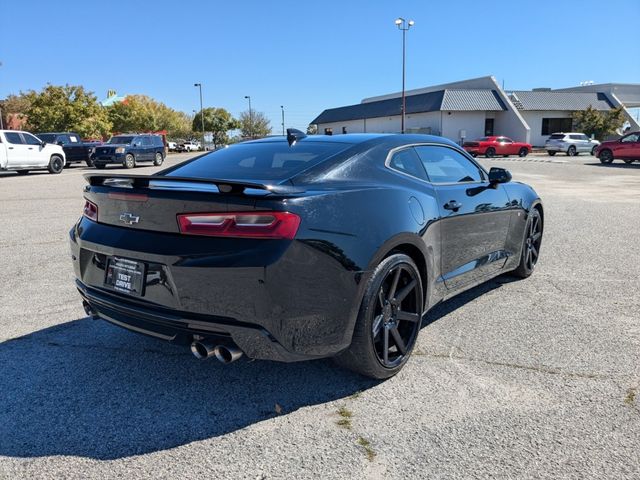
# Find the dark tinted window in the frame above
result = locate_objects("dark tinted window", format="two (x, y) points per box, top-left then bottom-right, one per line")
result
(165, 141), (352, 181)
(22, 133), (42, 145)
(549, 134), (566, 140)
(621, 133), (640, 143)
(414, 145), (483, 183)
(140, 137), (152, 146)
(37, 134), (57, 143)
(499, 137), (513, 143)
(108, 136), (135, 144)
(389, 148), (428, 181)
(5, 132), (24, 144)
(152, 136), (163, 146)
(542, 118), (572, 135)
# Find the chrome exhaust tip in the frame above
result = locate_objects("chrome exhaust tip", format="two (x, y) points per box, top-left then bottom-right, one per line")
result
(190, 341), (216, 359)
(214, 345), (243, 364)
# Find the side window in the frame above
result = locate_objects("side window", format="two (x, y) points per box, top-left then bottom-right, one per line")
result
(414, 145), (483, 183)
(141, 137), (152, 146)
(5, 132), (24, 144)
(57, 135), (68, 144)
(154, 137), (163, 147)
(621, 133), (639, 143)
(389, 148), (429, 181)
(22, 133), (42, 145)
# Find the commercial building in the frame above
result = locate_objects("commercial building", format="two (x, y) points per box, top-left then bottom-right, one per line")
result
(311, 76), (640, 146)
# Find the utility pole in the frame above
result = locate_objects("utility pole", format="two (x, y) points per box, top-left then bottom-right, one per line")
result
(194, 83), (205, 149)
(395, 18), (415, 134)
(281, 105), (285, 136)
(244, 96), (253, 138)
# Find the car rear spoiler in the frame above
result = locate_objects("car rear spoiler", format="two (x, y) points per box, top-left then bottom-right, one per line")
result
(83, 174), (305, 195)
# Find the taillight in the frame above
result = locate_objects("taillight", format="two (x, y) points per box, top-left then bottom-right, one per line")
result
(83, 199), (98, 221)
(177, 211), (300, 239)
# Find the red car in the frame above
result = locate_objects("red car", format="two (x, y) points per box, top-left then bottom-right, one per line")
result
(594, 131), (640, 164)
(463, 136), (532, 158)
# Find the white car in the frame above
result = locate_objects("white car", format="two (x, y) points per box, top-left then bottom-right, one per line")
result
(545, 132), (600, 156)
(167, 141), (177, 152)
(0, 130), (66, 174)
(181, 141), (201, 152)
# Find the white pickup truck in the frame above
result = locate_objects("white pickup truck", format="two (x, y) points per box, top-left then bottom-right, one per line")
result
(0, 130), (66, 175)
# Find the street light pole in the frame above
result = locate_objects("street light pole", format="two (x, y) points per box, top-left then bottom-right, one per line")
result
(194, 83), (205, 150)
(244, 95), (252, 138)
(281, 105), (285, 136)
(395, 17), (414, 134)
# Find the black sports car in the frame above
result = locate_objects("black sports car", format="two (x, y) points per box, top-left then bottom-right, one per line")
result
(70, 131), (543, 379)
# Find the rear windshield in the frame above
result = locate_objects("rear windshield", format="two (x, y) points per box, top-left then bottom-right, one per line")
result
(37, 134), (57, 143)
(165, 141), (352, 181)
(108, 136), (135, 144)
(549, 134), (565, 140)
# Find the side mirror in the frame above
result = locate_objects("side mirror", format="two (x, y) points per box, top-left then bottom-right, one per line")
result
(41, 141), (47, 147)
(488, 167), (512, 184)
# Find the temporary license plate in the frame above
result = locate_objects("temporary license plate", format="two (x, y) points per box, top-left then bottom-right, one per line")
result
(105, 257), (145, 296)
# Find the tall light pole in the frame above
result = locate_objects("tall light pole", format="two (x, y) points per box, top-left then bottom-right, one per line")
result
(395, 17), (414, 134)
(194, 83), (205, 149)
(244, 95), (252, 138)
(280, 105), (285, 136)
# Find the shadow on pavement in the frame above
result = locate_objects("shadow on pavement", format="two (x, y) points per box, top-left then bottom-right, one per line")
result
(584, 162), (640, 169)
(0, 318), (377, 460)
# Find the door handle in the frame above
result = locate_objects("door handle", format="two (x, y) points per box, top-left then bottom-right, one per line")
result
(28, 147), (34, 150)
(8, 147), (14, 149)
(444, 200), (462, 211)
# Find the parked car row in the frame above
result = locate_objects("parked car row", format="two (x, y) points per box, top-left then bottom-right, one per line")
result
(544, 133), (600, 156)
(594, 131), (640, 164)
(0, 130), (67, 174)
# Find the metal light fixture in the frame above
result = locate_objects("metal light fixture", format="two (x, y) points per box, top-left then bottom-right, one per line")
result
(395, 17), (415, 134)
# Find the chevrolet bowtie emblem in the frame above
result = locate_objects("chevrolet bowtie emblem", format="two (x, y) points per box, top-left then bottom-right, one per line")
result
(119, 213), (140, 225)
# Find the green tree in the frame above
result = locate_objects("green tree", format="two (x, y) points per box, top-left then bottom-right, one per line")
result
(239, 110), (271, 138)
(106, 94), (190, 137)
(192, 107), (239, 147)
(573, 106), (626, 140)
(23, 85), (111, 138)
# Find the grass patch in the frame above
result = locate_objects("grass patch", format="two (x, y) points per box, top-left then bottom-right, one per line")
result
(357, 437), (376, 461)
(336, 406), (353, 429)
(624, 388), (637, 407)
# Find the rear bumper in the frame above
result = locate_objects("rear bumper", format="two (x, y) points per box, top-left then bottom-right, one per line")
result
(70, 218), (369, 362)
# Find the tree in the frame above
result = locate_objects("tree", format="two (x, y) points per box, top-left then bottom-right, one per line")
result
(192, 107), (239, 147)
(23, 85), (111, 138)
(107, 94), (190, 137)
(238, 110), (271, 138)
(573, 106), (626, 140)
(0, 94), (31, 128)
(306, 124), (318, 135)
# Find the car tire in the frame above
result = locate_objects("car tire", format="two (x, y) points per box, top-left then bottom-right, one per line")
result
(16, 170), (29, 175)
(153, 152), (164, 166)
(511, 208), (543, 279)
(485, 147), (496, 158)
(123, 154), (135, 169)
(567, 146), (577, 156)
(86, 158), (94, 168)
(599, 149), (614, 164)
(503, 155), (509, 158)
(623, 158), (635, 164)
(333, 253), (423, 379)
(518, 148), (528, 157)
(591, 146), (597, 156)
(48, 155), (64, 174)
(547, 151), (556, 156)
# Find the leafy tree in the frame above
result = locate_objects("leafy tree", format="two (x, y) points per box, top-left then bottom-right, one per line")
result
(0, 94), (31, 127)
(192, 107), (239, 147)
(107, 95), (190, 137)
(238, 110), (271, 138)
(573, 106), (626, 140)
(23, 85), (111, 138)
(306, 124), (318, 135)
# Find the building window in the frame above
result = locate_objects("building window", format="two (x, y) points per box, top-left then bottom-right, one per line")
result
(541, 118), (572, 135)
(484, 118), (494, 136)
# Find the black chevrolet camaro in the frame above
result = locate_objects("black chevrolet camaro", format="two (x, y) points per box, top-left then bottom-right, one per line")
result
(70, 131), (543, 379)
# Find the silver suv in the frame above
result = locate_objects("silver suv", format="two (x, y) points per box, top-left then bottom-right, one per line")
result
(545, 132), (600, 156)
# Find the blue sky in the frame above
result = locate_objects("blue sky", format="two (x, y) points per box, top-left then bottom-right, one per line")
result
(1, 0), (639, 131)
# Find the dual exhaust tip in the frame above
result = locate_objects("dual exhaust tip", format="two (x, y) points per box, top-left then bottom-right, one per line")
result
(190, 341), (243, 364)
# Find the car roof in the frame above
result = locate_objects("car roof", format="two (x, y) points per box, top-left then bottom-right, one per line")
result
(244, 133), (460, 148)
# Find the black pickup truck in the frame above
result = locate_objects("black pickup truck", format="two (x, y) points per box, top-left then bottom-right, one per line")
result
(36, 132), (101, 167)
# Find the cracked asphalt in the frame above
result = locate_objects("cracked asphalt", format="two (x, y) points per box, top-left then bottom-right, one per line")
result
(0, 153), (639, 479)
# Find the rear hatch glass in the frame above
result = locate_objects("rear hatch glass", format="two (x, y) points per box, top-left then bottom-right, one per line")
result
(164, 140), (352, 182)
(548, 134), (565, 140)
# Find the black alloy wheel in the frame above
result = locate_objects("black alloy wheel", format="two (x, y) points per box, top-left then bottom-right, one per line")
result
(567, 145), (577, 156)
(548, 151), (556, 156)
(154, 152), (164, 166)
(513, 208), (542, 278)
(518, 147), (528, 157)
(599, 150), (614, 164)
(485, 147), (496, 158)
(48, 155), (64, 174)
(335, 253), (423, 379)
(123, 154), (135, 169)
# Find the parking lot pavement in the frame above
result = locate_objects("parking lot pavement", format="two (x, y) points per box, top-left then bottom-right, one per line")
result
(0, 154), (639, 479)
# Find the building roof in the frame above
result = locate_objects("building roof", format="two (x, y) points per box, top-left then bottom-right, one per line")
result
(509, 91), (614, 111)
(100, 95), (128, 107)
(311, 89), (506, 124)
